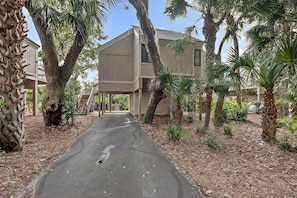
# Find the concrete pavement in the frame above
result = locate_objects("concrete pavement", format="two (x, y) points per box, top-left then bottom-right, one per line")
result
(33, 112), (204, 198)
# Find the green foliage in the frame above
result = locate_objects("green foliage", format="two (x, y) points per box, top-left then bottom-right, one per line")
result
(112, 95), (129, 110)
(0, 147), (6, 155)
(277, 117), (297, 138)
(278, 137), (292, 152)
(184, 113), (194, 123)
(165, 123), (185, 141)
(205, 135), (221, 150)
(196, 124), (207, 134)
(25, 86), (46, 113)
(212, 100), (249, 123)
(223, 124), (233, 136)
(62, 81), (81, 125)
(182, 99), (197, 112)
(0, 97), (6, 108)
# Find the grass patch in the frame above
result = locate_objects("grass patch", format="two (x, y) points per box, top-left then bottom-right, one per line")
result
(205, 135), (221, 150)
(165, 123), (185, 141)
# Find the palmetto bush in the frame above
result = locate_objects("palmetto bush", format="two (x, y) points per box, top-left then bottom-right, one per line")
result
(165, 123), (185, 141)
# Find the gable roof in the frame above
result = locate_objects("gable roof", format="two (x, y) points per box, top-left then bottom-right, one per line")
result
(131, 25), (202, 43)
(98, 25), (203, 52)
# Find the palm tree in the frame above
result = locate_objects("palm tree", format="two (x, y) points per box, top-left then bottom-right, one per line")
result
(0, 0), (27, 151)
(165, 0), (231, 127)
(205, 62), (239, 127)
(276, 34), (297, 118)
(24, 0), (120, 126)
(235, 51), (283, 141)
(170, 76), (199, 124)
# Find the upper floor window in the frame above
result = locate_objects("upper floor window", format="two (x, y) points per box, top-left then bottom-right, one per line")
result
(141, 44), (152, 63)
(194, 49), (201, 66)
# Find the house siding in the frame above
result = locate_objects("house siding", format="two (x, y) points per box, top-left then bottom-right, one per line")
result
(99, 34), (134, 83)
(24, 38), (39, 76)
(98, 27), (205, 116)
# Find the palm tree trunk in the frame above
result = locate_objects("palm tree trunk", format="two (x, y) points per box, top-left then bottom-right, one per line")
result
(175, 99), (183, 124)
(214, 93), (225, 127)
(262, 88), (277, 141)
(291, 101), (297, 119)
(0, 0), (26, 152)
(204, 88), (212, 127)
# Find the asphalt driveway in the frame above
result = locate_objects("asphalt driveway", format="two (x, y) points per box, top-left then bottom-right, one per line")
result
(34, 112), (204, 198)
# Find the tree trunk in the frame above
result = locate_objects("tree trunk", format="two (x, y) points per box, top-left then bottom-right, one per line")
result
(143, 88), (166, 124)
(25, 2), (87, 126)
(291, 101), (297, 119)
(214, 93), (225, 127)
(202, 11), (218, 127)
(175, 99), (183, 124)
(129, 0), (166, 124)
(42, 69), (65, 125)
(0, 0), (27, 152)
(199, 94), (203, 121)
(204, 88), (212, 127)
(262, 88), (277, 142)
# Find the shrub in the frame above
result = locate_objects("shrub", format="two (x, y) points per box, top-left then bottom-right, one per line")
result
(223, 124), (232, 136)
(184, 113), (194, 123)
(212, 100), (249, 123)
(0, 147), (6, 156)
(165, 123), (184, 141)
(62, 80), (81, 126)
(205, 135), (221, 150)
(278, 137), (292, 152)
(182, 99), (197, 112)
(277, 117), (297, 138)
(196, 124), (207, 134)
(0, 98), (6, 108)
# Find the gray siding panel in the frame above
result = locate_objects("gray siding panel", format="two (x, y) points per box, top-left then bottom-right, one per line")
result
(99, 34), (134, 82)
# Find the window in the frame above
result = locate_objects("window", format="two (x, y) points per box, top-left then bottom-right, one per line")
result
(194, 49), (201, 66)
(141, 44), (152, 63)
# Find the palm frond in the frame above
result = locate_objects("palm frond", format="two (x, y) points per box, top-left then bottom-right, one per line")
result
(276, 34), (297, 75)
(167, 34), (192, 57)
(164, 0), (190, 20)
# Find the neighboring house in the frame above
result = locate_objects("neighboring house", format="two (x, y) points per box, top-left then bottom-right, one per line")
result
(23, 37), (46, 115)
(98, 26), (205, 117)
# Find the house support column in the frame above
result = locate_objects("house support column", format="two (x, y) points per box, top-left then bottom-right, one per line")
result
(138, 88), (142, 120)
(103, 93), (106, 113)
(257, 87), (260, 101)
(128, 94), (131, 112)
(109, 94), (112, 112)
(32, 80), (38, 115)
(98, 92), (101, 117)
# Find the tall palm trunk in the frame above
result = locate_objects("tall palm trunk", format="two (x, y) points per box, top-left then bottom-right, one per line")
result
(175, 99), (183, 124)
(204, 88), (212, 127)
(291, 102), (297, 119)
(214, 93), (225, 127)
(262, 88), (277, 141)
(202, 11), (224, 127)
(0, 0), (27, 151)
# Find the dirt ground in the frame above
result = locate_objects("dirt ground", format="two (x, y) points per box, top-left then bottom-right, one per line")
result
(142, 114), (297, 198)
(0, 113), (297, 198)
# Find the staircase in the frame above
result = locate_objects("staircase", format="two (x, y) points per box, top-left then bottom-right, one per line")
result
(78, 87), (94, 115)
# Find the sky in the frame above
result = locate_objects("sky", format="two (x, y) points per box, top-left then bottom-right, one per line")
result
(25, 0), (248, 81)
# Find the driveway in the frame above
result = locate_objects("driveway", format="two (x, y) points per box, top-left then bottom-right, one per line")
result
(34, 112), (204, 198)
